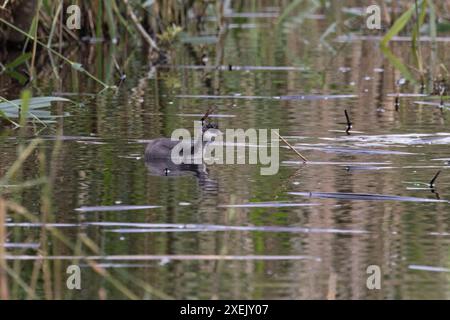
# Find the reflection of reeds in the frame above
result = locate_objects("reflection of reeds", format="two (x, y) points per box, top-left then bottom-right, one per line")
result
(1, 134), (171, 299)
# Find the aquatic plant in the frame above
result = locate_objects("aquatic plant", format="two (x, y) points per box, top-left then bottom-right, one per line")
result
(381, 0), (447, 92)
(0, 0), (219, 91)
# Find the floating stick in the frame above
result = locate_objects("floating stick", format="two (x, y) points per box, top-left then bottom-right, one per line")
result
(345, 109), (352, 135)
(429, 170), (441, 188)
(274, 131), (308, 163)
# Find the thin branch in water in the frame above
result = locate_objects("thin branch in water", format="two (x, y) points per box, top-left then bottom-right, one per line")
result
(429, 170), (441, 188)
(344, 109), (352, 135)
(395, 95), (400, 111)
(274, 131), (308, 163)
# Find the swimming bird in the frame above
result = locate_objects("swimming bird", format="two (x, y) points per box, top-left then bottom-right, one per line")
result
(144, 122), (221, 170)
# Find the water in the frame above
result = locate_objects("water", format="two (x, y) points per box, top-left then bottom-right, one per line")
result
(2, 3), (450, 300)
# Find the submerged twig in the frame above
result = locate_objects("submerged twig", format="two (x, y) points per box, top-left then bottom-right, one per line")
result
(274, 131), (308, 163)
(429, 170), (441, 188)
(344, 109), (352, 135)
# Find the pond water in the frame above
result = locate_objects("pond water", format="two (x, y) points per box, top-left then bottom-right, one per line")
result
(1, 2), (450, 299)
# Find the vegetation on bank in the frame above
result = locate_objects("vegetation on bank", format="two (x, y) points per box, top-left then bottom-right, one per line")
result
(0, 1), (448, 98)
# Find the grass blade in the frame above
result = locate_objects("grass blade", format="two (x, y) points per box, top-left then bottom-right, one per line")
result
(381, 2), (418, 47)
